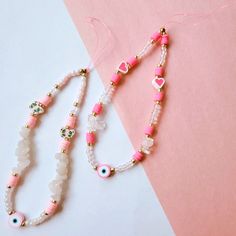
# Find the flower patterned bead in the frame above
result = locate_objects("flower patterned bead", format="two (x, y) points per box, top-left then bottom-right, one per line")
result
(9, 212), (25, 228)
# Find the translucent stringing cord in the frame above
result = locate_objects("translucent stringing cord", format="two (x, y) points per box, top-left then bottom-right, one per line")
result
(86, 16), (114, 72)
(163, 0), (235, 28)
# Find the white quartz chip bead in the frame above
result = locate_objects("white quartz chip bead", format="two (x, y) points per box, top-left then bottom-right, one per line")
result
(141, 136), (154, 154)
(49, 153), (69, 202)
(86, 145), (98, 169)
(13, 127), (32, 174)
(149, 103), (162, 125)
(87, 114), (106, 132)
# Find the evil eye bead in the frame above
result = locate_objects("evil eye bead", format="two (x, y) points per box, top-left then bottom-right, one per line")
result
(8, 212), (25, 228)
(97, 164), (112, 178)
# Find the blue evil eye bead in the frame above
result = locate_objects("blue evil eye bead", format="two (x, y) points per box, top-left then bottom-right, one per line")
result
(8, 212), (25, 228)
(97, 164), (112, 178)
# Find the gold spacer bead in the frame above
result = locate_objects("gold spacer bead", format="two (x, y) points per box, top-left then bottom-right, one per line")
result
(70, 112), (75, 117)
(47, 93), (52, 97)
(79, 68), (88, 76)
(160, 27), (166, 35)
(8, 210), (15, 215)
(54, 84), (60, 89)
(25, 125), (30, 129)
(73, 101), (79, 107)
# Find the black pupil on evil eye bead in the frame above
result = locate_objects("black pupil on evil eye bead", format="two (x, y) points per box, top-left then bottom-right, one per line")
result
(13, 218), (17, 223)
(102, 169), (106, 174)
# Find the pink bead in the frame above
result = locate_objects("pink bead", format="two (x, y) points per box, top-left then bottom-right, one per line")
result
(27, 116), (37, 128)
(67, 116), (77, 128)
(45, 201), (58, 215)
(144, 126), (155, 136)
(111, 73), (122, 85)
(39, 95), (52, 107)
(133, 151), (144, 162)
(155, 67), (164, 77)
(161, 35), (169, 45)
(93, 103), (103, 115)
(127, 56), (138, 68)
(154, 91), (165, 102)
(7, 175), (20, 188)
(150, 32), (161, 41)
(60, 140), (71, 151)
(86, 132), (96, 144)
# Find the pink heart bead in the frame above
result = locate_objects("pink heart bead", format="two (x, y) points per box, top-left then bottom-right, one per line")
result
(152, 77), (165, 89)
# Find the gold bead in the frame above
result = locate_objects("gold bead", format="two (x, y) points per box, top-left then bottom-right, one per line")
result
(79, 68), (88, 76)
(160, 27), (166, 35)
(8, 210), (15, 215)
(54, 84), (60, 89)
(47, 93), (52, 97)
(25, 125), (30, 129)
(73, 102), (79, 107)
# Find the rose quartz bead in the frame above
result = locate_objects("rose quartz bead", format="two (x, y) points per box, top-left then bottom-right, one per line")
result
(7, 175), (20, 188)
(111, 73), (122, 85)
(60, 140), (71, 151)
(154, 91), (165, 102)
(127, 56), (138, 68)
(27, 116), (37, 128)
(150, 32), (161, 41)
(144, 126), (155, 136)
(86, 132), (96, 145)
(155, 67), (164, 77)
(67, 116), (77, 128)
(133, 151), (144, 162)
(45, 201), (58, 215)
(92, 103), (103, 115)
(39, 95), (52, 107)
(161, 35), (169, 45)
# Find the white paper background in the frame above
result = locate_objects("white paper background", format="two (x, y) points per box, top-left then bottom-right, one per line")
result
(0, 1), (174, 235)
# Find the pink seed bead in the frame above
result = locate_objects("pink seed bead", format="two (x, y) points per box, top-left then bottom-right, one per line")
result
(27, 116), (37, 128)
(67, 116), (77, 128)
(92, 103), (103, 115)
(86, 132), (96, 144)
(154, 91), (165, 102)
(45, 201), (58, 215)
(127, 56), (138, 68)
(133, 151), (144, 162)
(144, 126), (155, 136)
(111, 73), (122, 85)
(60, 140), (71, 151)
(161, 35), (169, 45)
(150, 32), (161, 41)
(155, 67), (164, 77)
(39, 95), (52, 107)
(7, 175), (20, 187)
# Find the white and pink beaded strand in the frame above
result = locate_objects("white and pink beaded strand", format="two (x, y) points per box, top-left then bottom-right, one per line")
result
(86, 28), (169, 178)
(5, 69), (88, 227)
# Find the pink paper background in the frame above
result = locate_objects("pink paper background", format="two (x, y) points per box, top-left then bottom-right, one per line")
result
(65, 0), (236, 235)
